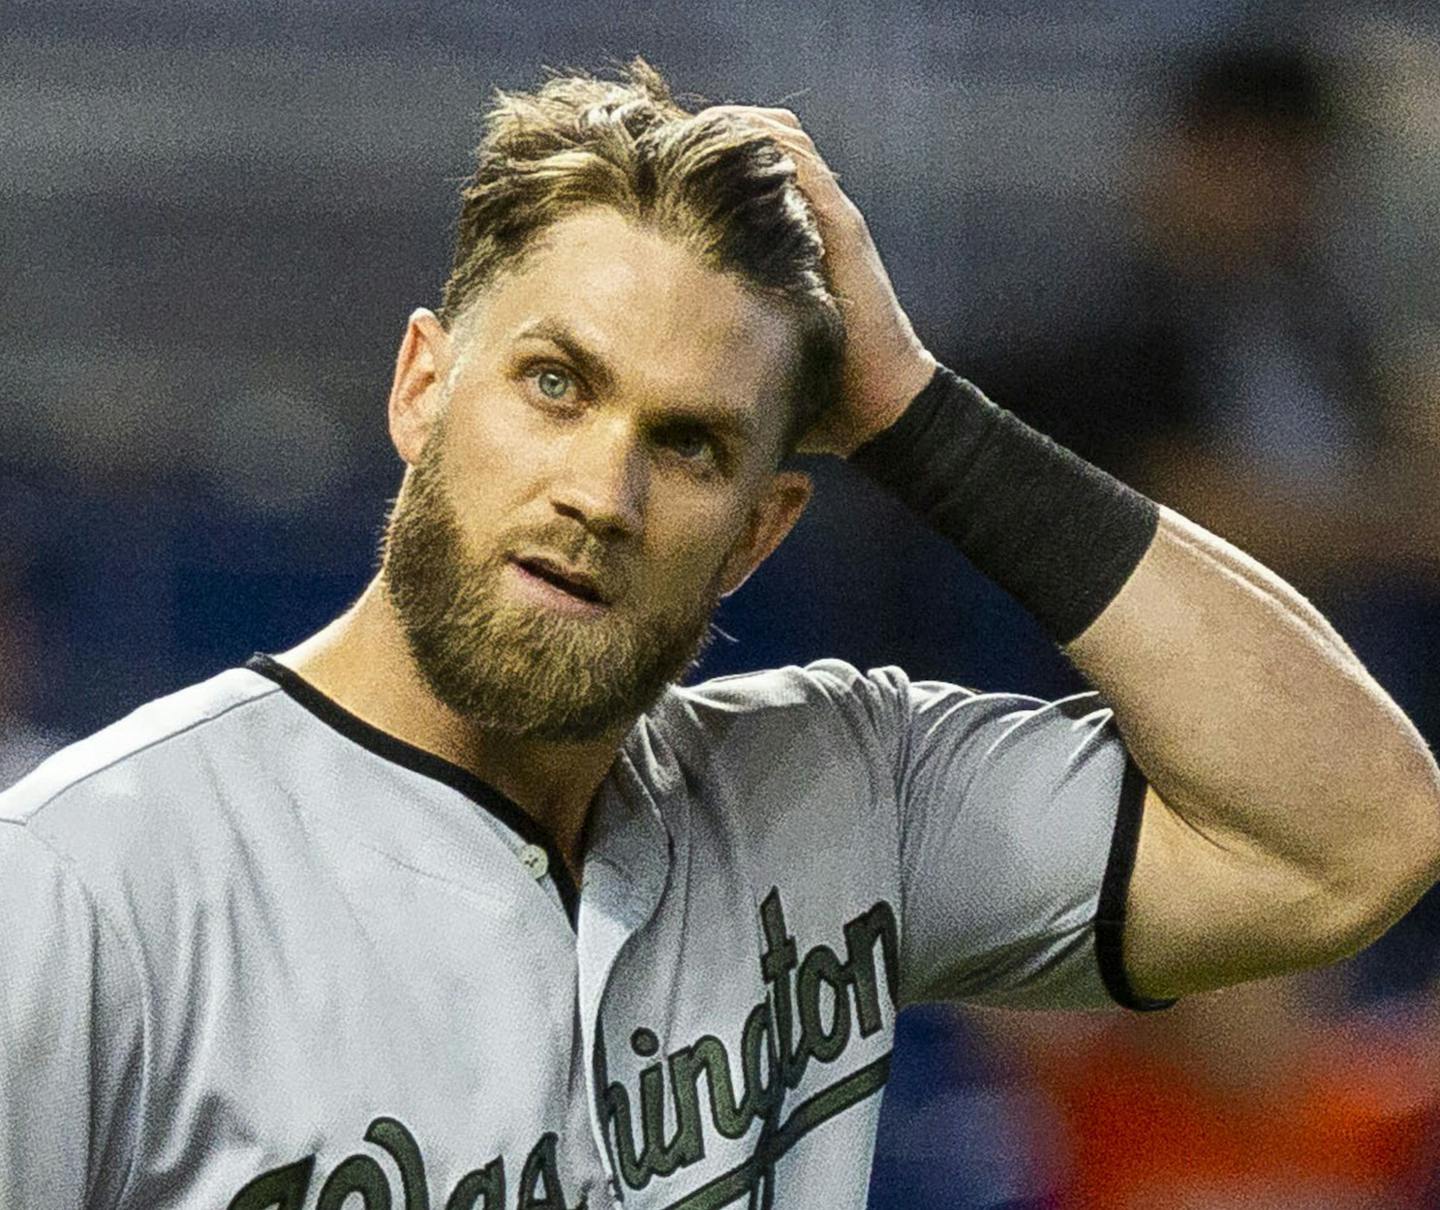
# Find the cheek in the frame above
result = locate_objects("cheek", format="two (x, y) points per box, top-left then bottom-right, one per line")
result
(644, 514), (746, 594)
(442, 411), (548, 526)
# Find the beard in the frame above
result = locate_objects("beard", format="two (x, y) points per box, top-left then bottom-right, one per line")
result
(380, 424), (722, 742)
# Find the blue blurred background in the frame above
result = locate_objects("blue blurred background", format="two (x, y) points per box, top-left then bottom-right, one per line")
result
(6, 1), (1440, 1205)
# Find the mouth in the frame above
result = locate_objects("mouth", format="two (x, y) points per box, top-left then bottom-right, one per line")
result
(508, 555), (610, 606)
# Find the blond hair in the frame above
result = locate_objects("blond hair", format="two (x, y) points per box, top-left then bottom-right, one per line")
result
(440, 60), (844, 458)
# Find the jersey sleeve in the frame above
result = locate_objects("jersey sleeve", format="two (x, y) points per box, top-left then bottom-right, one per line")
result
(0, 821), (146, 1208)
(811, 661), (1163, 1012)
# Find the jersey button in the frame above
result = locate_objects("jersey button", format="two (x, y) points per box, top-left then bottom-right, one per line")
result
(518, 843), (549, 879)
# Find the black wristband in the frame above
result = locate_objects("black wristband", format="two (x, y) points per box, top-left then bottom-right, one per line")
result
(849, 365), (1159, 645)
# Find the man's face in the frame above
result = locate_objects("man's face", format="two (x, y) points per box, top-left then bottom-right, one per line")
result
(382, 209), (808, 742)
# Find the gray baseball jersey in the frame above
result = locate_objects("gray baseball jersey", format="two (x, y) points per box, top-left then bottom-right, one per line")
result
(0, 653), (1151, 1209)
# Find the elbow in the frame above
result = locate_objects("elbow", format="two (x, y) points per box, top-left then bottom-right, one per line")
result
(1316, 778), (1440, 964)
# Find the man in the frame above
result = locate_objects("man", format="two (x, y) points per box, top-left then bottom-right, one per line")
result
(2, 61), (1437, 1210)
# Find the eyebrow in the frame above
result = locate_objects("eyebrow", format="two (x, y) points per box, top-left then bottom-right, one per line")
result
(512, 318), (763, 447)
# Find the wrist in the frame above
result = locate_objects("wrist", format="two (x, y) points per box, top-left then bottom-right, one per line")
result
(885, 346), (941, 422)
(847, 348), (939, 453)
(849, 365), (1159, 645)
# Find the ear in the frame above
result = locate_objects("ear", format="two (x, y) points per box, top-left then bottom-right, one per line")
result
(388, 308), (454, 466)
(718, 470), (814, 598)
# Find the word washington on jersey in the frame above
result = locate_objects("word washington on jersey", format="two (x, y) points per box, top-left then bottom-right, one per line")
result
(228, 890), (899, 1209)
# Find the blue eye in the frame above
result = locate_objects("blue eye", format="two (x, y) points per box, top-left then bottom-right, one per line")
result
(535, 368), (571, 400)
(670, 431), (710, 459)
(661, 426), (719, 467)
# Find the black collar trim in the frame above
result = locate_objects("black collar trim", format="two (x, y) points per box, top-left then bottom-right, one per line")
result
(244, 653), (579, 925)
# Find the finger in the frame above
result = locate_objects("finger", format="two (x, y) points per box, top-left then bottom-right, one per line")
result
(700, 104), (812, 148)
(751, 106), (803, 129)
(769, 130), (844, 196)
(769, 129), (829, 171)
(696, 105), (845, 207)
(700, 103), (801, 128)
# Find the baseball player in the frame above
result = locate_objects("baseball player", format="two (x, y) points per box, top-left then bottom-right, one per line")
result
(4, 62), (1438, 1210)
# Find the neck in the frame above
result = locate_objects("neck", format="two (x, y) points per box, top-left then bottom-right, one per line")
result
(276, 578), (628, 875)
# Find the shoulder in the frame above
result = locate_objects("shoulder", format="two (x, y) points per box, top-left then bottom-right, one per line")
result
(0, 665), (287, 876)
(662, 658), (919, 729)
(635, 659), (1001, 806)
(655, 658), (1087, 758)
(641, 662), (1125, 837)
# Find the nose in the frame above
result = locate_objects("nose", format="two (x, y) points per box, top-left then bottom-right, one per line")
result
(549, 413), (647, 542)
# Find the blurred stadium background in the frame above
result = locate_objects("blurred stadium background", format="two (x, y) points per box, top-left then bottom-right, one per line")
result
(6, 0), (1440, 1205)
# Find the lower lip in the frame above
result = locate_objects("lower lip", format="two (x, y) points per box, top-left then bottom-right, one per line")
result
(506, 560), (610, 617)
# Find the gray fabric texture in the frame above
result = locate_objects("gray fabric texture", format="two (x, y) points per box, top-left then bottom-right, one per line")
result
(0, 658), (1137, 1209)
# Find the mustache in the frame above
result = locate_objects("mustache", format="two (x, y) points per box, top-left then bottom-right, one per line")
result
(503, 527), (629, 593)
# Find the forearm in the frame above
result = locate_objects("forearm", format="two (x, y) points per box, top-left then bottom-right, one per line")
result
(851, 365), (1440, 977)
(1068, 507), (1440, 945)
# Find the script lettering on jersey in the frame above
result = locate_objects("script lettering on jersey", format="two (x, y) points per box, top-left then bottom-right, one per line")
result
(601, 888), (899, 1208)
(227, 1118), (583, 1210)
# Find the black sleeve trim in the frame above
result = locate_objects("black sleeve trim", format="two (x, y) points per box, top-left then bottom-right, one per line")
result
(1095, 755), (1176, 1011)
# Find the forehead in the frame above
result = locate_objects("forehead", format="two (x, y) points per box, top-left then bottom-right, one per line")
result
(460, 209), (797, 442)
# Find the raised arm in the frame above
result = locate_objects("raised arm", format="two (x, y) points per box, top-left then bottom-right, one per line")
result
(718, 104), (1440, 1001)
(1065, 507), (1440, 998)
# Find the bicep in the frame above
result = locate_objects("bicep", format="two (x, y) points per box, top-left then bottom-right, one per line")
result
(1123, 785), (1338, 1000)
(896, 689), (1144, 1010)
